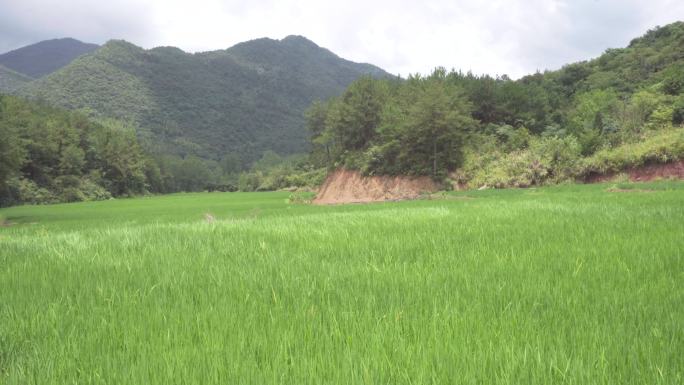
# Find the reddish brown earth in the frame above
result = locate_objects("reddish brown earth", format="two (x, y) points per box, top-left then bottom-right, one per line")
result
(584, 160), (684, 183)
(313, 169), (440, 205)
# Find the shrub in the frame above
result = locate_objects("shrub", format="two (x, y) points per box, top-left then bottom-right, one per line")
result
(530, 136), (582, 182)
(463, 135), (582, 188)
(7, 177), (57, 205)
(581, 128), (684, 174)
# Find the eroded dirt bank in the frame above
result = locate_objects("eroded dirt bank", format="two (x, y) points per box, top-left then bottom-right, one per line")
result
(313, 169), (440, 204)
(584, 160), (684, 183)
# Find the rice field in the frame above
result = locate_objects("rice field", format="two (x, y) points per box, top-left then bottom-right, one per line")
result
(1, 182), (683, 384)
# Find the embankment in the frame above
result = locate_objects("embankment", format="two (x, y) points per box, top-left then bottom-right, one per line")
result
(313, 169), (440, 204)
(584, 160), (684, 183)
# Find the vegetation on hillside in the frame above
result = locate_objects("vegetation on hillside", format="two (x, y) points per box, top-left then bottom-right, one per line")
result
(0, 95), (325, 206)
(307, 71), (476, 177)
(0, 95), (149, 206)
(0, 65), (33, 93)
(307, 22), (684, 187)
(2, 23), (683, 207)
(20, 37), (390, 166)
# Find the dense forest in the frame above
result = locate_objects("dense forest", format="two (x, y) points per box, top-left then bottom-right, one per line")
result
(307, 22), (684, 187)
(0, 95), (325, 206)
(0, 95), (147, 206)
(17, 36), (388, 166)
(0, 65), (32, 93)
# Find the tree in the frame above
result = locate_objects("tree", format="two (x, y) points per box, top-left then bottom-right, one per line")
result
(305, 101), (332, 167)
(332, 76), (387, 151)
(58, 145), (86, 175)
(94, 120), (147, 196)
(0, 121), (25, 197)
(220, 153), (242, 175)
(402, 77), (475, 176)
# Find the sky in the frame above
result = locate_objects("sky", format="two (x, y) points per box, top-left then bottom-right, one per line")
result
(0, 0), (682, 78)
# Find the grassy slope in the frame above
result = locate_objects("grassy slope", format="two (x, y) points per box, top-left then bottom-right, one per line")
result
(1, 182), (683, 384)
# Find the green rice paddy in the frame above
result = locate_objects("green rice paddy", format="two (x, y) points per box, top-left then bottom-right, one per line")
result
(1, 182), (683, 384)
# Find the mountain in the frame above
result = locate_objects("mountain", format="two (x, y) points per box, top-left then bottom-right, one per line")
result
(21, 36), (391, 164)
(0, 65), (33, 93)
(0, 38), (99, 78)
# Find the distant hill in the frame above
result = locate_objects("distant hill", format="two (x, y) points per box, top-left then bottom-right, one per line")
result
(0, 65), (33, 93)
(0, 38), (99, 78)
(21, 36), (391, 164)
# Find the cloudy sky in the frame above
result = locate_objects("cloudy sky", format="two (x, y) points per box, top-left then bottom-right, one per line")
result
(0, 0), (682, 78)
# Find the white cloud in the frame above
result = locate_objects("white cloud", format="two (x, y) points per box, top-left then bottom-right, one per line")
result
(0, 0), (682, 78)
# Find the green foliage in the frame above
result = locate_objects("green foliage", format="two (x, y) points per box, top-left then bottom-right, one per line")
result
(5, 177), (56, 205)
(0, 95), (149, 206)
(485, 124), (532, 151)
(20, 37), (390, 165)
(661, 63), (684, 95)
(464, 135), (582, 188)
(286, 191), (315, 204)
(303, 22), (684, 186)
(0, 99), (26, 193)
(457, 127), (684, 189)
(306, 70), (475, 177)
(92, 120), (147, 196)
(0, 65), (33, 93)
(581, 128), (684, 174)
(236, 151), (325, 192)
(673, 96), (684, 125)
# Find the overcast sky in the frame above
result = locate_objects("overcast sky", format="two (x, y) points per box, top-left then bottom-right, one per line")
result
(0, 0), (682, 78)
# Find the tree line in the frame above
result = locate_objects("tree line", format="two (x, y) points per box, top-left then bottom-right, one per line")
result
(2, 23), (683, 206)
(305, 23), (684, 182)
(0, 95), (324, 207)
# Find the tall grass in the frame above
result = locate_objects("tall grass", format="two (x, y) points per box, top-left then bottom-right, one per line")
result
(1, 183), (683, 384)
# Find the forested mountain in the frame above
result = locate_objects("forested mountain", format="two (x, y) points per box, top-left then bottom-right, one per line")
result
(0, 38), (99, 78)
(307, 22), (684, 187)
(3, 23), (682, 206)
(20, 36), (391, 165)
(0, 65), (32, 93)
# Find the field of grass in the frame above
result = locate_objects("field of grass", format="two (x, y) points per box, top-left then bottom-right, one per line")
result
(1, 182), (683, 384)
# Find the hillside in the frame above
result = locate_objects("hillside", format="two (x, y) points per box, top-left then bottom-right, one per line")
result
(305, 22), (684, 189)
(0, 65), (33, 93)
(21, 36), (391, 165)
(0, 38), (99, 78)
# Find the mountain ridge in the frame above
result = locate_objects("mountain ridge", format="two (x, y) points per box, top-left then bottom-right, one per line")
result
(19, 37), (391, 164)
(0, 38), (99, 78)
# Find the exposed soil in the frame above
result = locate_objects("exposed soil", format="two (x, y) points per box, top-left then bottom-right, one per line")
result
(584, 160), (684, 183)
(313, 161), (683, 205)
(313, 169), (440, 205)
